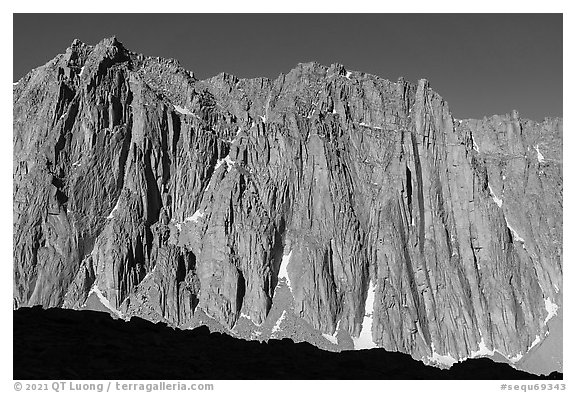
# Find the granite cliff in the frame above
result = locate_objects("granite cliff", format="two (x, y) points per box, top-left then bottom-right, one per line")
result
(13, 37), (562, 371)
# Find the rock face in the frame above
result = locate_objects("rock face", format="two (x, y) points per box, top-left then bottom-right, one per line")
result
(13, 37), (562, 370)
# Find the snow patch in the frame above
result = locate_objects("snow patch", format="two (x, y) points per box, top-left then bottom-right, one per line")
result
(345, 71), (352, 79)
(277, 250), (293, 290)
(259, 115), (267, 123)
(215, 155), (235, 172)
(352, 280), (377, 349)
(488, 183), (503, 207)
(528, 335), (541, 352)
(173, 105), (194, 116)
(468, 334), (527, 364)
(544, 297), (559, 324)
(428, 342), (458, 367)
(535, 145), (545, 163)
(171, 219), (182, 231)
(240, 312), (262, 326)
(107, 199), (120, 219)
(88, 285), (124, 318)
(509, 353), (523, 363)
(13, 81), (19, 86)
(554, 284), (559, 293)
(471, 336), (495, 357)
(79, 66), (85, 76)
(322, 320), (340, 345)
(71, 160), (81, 167)
(471, 134), (479, 152)
(505, 218), (525, 243)
(322, 333), (338, 345)
(272, 310), (287, 334)
(171, 210), (205, 231)
(185, 210), (204, 223)
(359, 122), (383, 130)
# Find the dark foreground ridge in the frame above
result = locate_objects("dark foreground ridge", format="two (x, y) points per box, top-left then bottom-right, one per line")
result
(14, 307), (561, 380)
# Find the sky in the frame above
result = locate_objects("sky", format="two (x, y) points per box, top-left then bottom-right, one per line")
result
(13, 13), (562, 121)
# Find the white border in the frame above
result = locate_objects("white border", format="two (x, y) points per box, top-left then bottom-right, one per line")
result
(2, 5), (573, 392)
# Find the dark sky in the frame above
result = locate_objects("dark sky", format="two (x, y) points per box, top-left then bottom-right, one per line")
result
(13, 14), (562, 121)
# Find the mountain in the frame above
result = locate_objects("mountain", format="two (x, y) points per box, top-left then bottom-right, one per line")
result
(13, 37), (563, 374)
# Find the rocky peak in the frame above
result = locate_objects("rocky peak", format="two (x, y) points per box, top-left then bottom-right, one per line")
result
(13, 37), (562, 375)
(327, 62), (348, 76)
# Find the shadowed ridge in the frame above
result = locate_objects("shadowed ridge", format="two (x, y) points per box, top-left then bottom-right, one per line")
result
(14, 307), (562, 380)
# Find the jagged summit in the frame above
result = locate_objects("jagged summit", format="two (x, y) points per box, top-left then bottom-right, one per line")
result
(13, 37), (563, 376)
(17, 37), (559, 127)
(69, 38), (86, 48)
(84, 35), (123, 50)
(64, 36), (126, 58)
(15, 37), (439, 114)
